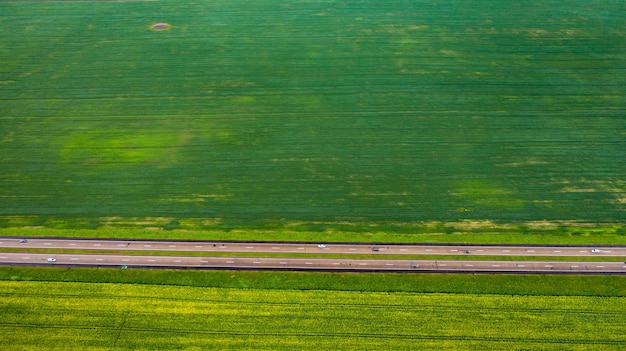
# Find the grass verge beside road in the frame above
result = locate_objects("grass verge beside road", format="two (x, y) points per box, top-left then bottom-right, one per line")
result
(2, 227), (626, 245)
(1, 267), (625, 296)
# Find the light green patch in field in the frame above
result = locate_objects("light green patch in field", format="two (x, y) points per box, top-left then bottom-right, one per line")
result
(453, 180), (524, 209)
(57, 119), (236, 167)
(59, 129), (186, 166)
(230, 95), (255, 104)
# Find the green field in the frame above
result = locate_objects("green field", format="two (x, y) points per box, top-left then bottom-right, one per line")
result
(1, 280), (625, 350)
(2, 3), (625, 349)
(1, 0), (624, 233)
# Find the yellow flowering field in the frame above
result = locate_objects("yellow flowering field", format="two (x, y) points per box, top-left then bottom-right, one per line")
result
(1, 281), (624, 350)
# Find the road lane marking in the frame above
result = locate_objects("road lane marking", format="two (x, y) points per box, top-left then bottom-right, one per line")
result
(305, 262), (313, 265)
(439, 264), (447, 267)
(168, 245), (176, 248)
(358, 263), (367, 266)
(332, 262), (341, 265)
(502, 250), (511, 253)
(425, 249), (433, 252)
(22, 256), (30, 259)
(596, 265), (605, 268)
(174, 260), (182, 263)
(386, 263), (394, 266)
(517, 264), (525, 267)
(544, 265), (553, 268)
(400, 249), (408, 252)
(571, 265), (579, 268)
(246, 246), (254, 249)
(492, 264), (501, 267)
(144, 245), (152, 248)
(44, 243), (52, 246)
(195, 246), (203, 248)
(93, 244), (101, 247)
(527, 250), (535, 253)
(96, 259), (103, 261)
(553, 250), (561, 253)
(71, 258), (78, 261)
(200, 260), (208, 263)
(0, 256), (7, 259)
(349, 248), (357, 251)
(117, 244), (126, 247)
(279, 261), (288, 265)
(297, 247), (305, 250)
(148, 260), (156, 262)
(253, 261), (261, 264)
(226, 261), (235, 264)
(463, 264), (474, 267)
(69, 243), (76, 246)
(272, 247), (280, 250)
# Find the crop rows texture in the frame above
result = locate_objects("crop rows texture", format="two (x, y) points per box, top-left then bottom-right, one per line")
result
(0, 281), (625, 350)
(1, 0), (624, 231)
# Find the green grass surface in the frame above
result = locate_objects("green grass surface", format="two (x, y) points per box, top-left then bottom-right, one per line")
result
(1, 0), (624, 233)
(3, 227), (626, 245)
(6, 249), (626, 263)
(2, 267), (625, 296)
(1, 280), (625, 350)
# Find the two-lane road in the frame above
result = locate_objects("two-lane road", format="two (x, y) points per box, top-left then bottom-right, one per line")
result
(0, 252), (626, 273)
(1, 238), (624, 256)
(0, 252), (625, 273)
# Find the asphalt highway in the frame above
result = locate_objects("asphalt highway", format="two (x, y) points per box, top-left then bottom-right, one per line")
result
(1, 237), (625, 274)
(1, 252), (625, 273)
(1, 238), (625, 256)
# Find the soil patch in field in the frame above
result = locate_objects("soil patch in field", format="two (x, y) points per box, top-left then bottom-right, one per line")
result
(151, 23), (171, 31)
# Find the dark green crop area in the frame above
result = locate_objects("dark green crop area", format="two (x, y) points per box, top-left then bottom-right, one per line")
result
(1, 0), (624, 232)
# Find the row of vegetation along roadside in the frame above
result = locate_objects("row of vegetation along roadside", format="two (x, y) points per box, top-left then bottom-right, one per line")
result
(1, 266), (625, 297)
(2, 226), (626, 245)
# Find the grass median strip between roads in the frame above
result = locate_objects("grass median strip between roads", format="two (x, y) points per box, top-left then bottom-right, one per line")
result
(2, 248), (626, 263)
